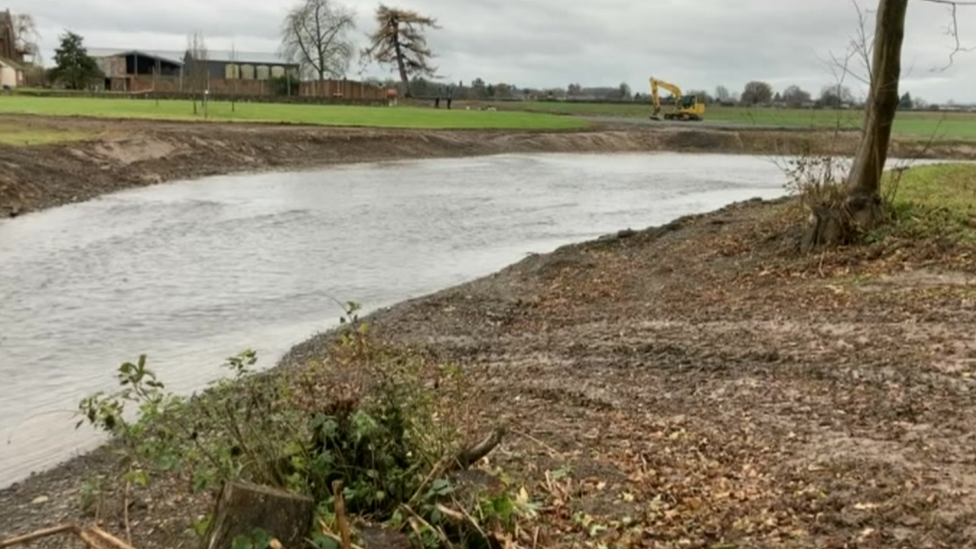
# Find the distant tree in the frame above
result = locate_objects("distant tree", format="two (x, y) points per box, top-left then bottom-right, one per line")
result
(50, 31), (101, 90)
(898, 91), (914, 110)
(486, 83), (495, 98)
(281, 0), (357, 81)
(913, 96), (928, 109)
(741, 81), (773, 105)
(819, 84), (855, 108)
(715, 85), (731, 102)
(470, 77), (487, 99)
(567, 83), (582, 96)
(618, 82), (632, 100)
(495, 82), (514, 99)
(773, 91), (783, 102)
(782, 85), (812, 108)
(362, 4), (440, 97)
(686, 89), (713, 104)
(13, 13), (41, 65)
(185, 31), (209, 115)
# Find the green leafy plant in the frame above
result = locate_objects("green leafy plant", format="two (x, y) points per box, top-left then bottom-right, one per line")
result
(78, 303), (530, 548)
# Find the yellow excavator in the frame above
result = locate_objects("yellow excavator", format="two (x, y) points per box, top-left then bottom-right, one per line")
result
(649, 77), (706, 121)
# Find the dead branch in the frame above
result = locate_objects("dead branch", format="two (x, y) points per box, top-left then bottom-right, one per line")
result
(1, 524), (137, 549)
(332, 481), (352, 549)
(453, 426), (506, 470)
(918, 0), (976, 69)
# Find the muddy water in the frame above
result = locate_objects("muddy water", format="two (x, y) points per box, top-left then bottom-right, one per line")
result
(0, 152), (789, 486)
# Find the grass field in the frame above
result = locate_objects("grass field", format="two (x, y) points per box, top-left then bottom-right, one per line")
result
(883, 163), (976, 241)
(497, 101), (976, 140)
(0, 96), (587, 130)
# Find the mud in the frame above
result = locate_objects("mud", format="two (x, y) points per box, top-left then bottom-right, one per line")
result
(2, 114), (973, 218)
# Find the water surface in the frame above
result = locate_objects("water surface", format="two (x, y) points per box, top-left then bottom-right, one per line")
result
(0, 152), (790, 486)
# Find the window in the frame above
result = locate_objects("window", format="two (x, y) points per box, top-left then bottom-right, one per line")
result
(240, 64), (255, 80)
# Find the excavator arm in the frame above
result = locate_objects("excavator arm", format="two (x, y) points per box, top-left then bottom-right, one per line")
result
(650, 78), (682, 117)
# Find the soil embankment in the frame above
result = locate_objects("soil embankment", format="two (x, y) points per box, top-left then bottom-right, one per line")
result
(2, 114), (974, 218)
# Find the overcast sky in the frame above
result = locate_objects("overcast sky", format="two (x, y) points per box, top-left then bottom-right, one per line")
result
(7, 0), (976, 103)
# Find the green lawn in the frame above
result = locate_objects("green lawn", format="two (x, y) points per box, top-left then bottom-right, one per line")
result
(489, 101), (976, 140)
(882, 163), (976, 241)
(0, 96), (587, 130)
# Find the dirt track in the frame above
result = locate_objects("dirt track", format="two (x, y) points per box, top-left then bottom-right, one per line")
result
(2, 114), (974, 218)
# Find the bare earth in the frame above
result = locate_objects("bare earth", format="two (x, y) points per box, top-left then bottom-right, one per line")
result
(2, 116), (976, 548)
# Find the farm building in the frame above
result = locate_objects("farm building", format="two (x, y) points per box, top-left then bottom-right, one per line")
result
(182, 50), (299, 82)
(89, 48), (299, 94)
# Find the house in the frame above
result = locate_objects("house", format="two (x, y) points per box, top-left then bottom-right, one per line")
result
(0, 8), (25, 88)
(0, 55), (23, 88)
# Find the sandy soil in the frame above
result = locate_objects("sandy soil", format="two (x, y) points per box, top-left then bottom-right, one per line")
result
(2, 114), (974, 218)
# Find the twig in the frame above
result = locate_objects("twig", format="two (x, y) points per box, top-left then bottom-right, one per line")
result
(532, 527), (540, 549)
(332, 481), (352, 549)
(85, 526), (140, 549)
(406, 456), (449, 508)
(311, 530), (367, 549)
(123, 480), (132, 544)
(1, 524), (77, 548)
(511, 429), (561, 458)
(400, 504), (456, 549)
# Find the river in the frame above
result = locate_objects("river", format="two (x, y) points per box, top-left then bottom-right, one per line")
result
(0, 152), (791, 487)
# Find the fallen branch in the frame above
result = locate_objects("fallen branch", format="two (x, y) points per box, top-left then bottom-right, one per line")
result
(0, 524), (76, 548)
(1, 524), (137, 549)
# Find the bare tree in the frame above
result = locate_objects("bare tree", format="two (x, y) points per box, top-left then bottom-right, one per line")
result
(362, 4), (440, 97)
(12, 13), (41, 65)
(715, 85), (731, 102)
(281, 0), (356, 82)
(782, 85), (812, 108)
(741, 81), (774, 105)
(185, 31), (209, 116)
(804, 0), (974, 248)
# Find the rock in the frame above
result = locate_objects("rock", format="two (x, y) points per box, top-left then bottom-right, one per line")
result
(31, 495), (50, 505)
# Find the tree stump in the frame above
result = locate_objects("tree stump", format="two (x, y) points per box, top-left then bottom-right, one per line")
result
(202, 482), (315, 549)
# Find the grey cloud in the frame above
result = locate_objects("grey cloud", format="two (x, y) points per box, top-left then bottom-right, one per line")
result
(7, 0), (975, 102)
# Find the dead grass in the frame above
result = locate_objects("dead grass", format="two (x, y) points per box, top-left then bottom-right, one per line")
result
(0, 121), (96, 146)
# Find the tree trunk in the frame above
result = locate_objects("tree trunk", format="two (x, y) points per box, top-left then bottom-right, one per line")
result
(804, 0), (908, 251)
(392, 35), (410, 97)
(844, 0), (908, 228)
(202, 482), (315, 549)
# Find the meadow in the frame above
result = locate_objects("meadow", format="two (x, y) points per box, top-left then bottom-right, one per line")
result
(0, 96), (588, 131)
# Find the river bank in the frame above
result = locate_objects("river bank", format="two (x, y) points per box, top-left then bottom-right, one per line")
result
(2, 113), (975, 218)
(2, 157), (976, 547)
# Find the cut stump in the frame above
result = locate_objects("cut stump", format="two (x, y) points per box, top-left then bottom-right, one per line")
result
(203, 482), (315, 549)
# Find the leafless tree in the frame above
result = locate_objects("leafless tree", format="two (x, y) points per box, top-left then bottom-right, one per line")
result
(281, 0), (356, 81)
(741, 81), (774, 106)
(782, 85), (813, 108)
(361, 4), (440, 97)
(185, 31), (209, 116)
(12, 13), (41, 65)
(714, 85), (731, 102)
(805, 0), (975, 247)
